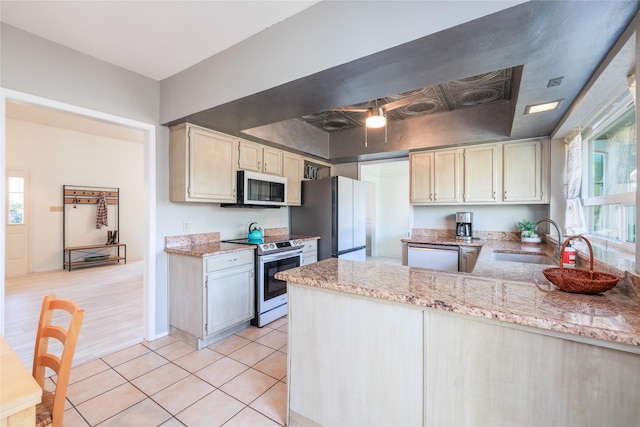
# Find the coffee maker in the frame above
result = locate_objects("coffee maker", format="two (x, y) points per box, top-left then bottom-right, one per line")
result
(455, 212), (473, 241)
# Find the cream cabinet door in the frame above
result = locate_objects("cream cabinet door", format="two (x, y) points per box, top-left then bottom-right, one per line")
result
(434, 149), (460, 203)
(169, 124), (237, 203)
(283, 152), (304, 205)
(301, 240), (318, 265)
(463, 144), (499, 203)
(262, 146), (283, 175)
(206, 260), (254, 336)
(410, 151), (434, 203)
(503, 140), (543, 202)
(238, 140), (262, 172)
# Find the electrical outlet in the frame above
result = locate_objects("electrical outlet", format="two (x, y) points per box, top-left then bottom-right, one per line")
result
(49, 206), (64, 212)
(183, 220), (190, 232)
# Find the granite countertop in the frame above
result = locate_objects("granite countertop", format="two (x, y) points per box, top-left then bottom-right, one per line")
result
(277, 239), (640, 350)
(163, 231), (320, 257)
(164, 232), (252, 257)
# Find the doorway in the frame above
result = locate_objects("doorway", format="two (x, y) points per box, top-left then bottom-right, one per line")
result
(360, 159), (410, 260)
(0, 89), (156, 341)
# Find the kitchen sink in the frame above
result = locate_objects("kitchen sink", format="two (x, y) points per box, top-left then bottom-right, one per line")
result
(492, 252), (557, 265)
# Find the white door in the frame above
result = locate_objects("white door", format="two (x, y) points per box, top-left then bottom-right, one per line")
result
(5, 170), (30, 276)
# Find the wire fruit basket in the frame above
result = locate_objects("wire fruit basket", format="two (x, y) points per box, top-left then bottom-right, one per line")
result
(542, 235), (619, 294)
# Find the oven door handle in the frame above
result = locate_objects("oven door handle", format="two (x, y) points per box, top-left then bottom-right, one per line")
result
(260, 249), (303, 262)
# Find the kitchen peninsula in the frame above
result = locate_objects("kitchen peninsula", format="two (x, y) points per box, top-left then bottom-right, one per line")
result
(276, 239), (640, 427)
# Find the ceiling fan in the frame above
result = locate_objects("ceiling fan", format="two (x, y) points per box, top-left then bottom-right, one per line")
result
(331, 92), (431, 146)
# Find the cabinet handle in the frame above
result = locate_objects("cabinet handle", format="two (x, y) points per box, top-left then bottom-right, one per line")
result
(228, 258), (237, 262)
(251, 269), (254, 279)
(504, 190), (507, 200)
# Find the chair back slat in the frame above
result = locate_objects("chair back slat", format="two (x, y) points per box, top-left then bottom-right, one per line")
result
(32, 294), (85, 427)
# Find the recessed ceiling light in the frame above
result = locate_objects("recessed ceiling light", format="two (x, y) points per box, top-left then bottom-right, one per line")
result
(524, 99), (563, 115)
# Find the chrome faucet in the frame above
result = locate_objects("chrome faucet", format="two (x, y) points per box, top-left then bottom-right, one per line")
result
(535, 219), (563, 258)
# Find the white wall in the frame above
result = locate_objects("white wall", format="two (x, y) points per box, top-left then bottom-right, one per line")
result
(412, 205), (549, 233)
(160, 1), (523, 123)
(6, 118), (144, 272)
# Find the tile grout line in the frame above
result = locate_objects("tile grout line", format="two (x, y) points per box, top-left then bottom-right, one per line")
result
(66, 321), (288, 426)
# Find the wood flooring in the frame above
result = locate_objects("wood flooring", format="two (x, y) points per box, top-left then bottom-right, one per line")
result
(4, 260), (144, 371)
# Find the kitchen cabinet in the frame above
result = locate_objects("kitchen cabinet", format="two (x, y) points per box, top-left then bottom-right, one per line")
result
(410, 138), (548, 206)
(288, 277), (640, 427)
(238, 139), (283, 176)
(283, 152), (305, 205)
(410, 149), (460, 204)
(410, 151), (433, 203)
(463, 144), (499, 203)
(459, 246), (479, 272)
(301, 239), (318, 265)
(168, 249), (254, 349)
(503, 139), (546, 203)
(288, 285), (424, 427)
(169, 124), (237, 203)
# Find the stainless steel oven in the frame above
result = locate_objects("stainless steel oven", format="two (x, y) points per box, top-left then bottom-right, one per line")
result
(223, 237), (304, 327)
(257, 248), (302, 326)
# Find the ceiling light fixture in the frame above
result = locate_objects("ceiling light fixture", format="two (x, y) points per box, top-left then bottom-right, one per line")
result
(364, 102), (388, 147)
(524, 99), (563, 114)
(366, 106), (386, 128)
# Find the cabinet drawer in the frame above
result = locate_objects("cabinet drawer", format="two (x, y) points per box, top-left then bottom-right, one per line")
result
(206, 250), (254, 272)
(303, 240), (317, 251)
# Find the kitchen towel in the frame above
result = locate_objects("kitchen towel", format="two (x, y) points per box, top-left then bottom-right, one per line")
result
(96, 192), (108, 229)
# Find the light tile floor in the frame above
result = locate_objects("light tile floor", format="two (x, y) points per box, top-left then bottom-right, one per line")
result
(56, 317), (288, 426)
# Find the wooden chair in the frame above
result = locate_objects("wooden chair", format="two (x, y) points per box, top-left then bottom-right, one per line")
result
(32, 294), (85, 427)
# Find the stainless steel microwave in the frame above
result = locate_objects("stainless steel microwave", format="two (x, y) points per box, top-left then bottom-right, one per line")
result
(222, 170), (287, 208)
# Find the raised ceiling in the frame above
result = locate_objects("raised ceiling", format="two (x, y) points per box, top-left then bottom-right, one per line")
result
(300, 68), (514, 132)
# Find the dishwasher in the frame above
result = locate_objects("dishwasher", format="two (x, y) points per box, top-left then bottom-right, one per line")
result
(406, 243), (460, 271)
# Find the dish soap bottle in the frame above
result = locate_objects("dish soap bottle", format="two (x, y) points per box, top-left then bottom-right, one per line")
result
(562, 242), (576, 268)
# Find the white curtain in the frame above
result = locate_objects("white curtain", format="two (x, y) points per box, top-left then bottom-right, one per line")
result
(565, 129), (586, 235)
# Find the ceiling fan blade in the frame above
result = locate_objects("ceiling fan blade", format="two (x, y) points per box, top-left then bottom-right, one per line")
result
(380, 93), (427, 112)
(333, 107), (371, 113)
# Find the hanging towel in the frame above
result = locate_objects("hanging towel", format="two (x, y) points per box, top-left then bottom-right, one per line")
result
(96, 192), (108, 229)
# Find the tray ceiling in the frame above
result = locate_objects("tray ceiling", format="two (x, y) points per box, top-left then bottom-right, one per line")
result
(300, 68), (513, 132)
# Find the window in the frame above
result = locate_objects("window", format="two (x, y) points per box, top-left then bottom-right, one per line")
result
(583, 99), (636, 248)
(8, 176), (25, 225)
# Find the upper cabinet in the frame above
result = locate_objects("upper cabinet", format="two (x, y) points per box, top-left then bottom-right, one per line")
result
(410, 151), (434, 203)
(463, 144), (499, 203)
(503, 139), (547, 203)
(238, 140), (283, 176)
(169, 124), (237, 203)
(410, 139), (548, 205)
(410, 149), (460, 204)
(283, 152), (305, 206)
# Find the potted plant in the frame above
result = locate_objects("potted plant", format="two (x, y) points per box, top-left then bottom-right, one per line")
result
(517, 220), (542, 243)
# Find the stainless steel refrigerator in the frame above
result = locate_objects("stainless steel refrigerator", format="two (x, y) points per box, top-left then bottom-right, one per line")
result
(291, 176), (367, 261)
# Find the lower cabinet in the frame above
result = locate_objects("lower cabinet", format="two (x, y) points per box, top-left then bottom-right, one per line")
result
(168, 250), (254, 349)
(288, 283), (640, 427)
(301, 239), (318, 265)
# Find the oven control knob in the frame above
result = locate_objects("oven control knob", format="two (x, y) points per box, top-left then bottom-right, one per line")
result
(269, 243), (276, 249)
